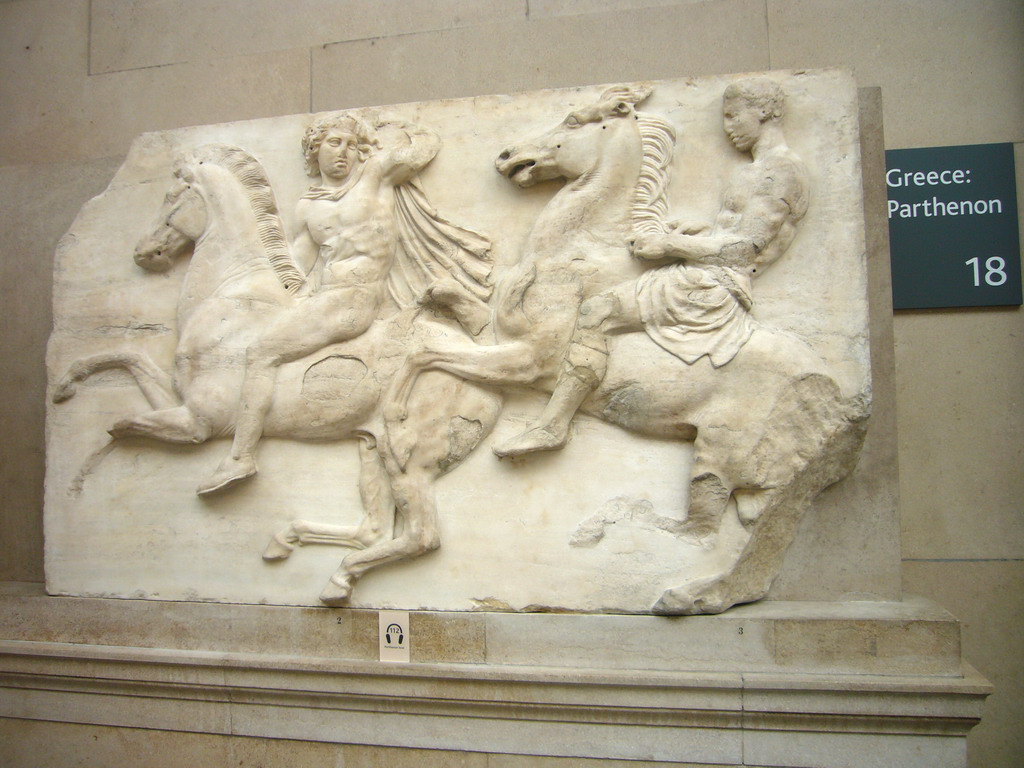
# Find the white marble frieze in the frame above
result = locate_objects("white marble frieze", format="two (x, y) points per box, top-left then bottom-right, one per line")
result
(46, 70), (871, 614)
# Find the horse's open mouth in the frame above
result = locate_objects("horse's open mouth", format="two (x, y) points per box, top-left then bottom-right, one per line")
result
(507, 160), (536, 182)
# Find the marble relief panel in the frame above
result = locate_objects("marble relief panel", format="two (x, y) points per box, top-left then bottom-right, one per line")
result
(45, 70), (870, 614)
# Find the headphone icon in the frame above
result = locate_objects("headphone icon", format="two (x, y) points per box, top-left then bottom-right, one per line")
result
(385, 623), (404, 645)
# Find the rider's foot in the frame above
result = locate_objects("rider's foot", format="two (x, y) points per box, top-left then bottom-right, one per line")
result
(197, 455), (257, 496)
(492, 424), (568, 458)
(319, 573), (353, 606)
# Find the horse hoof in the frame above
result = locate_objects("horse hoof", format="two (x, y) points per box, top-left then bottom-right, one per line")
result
(262, 532), (295, 561)
(319, 574), (353, 606)
(652, 588), (700, 615)
(654, 582), (732, 615)
(108, 419), (134, 439)
(673, 514), (720, 549)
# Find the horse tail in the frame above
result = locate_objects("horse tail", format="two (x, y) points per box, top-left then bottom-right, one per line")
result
(68, 439), (118, 498)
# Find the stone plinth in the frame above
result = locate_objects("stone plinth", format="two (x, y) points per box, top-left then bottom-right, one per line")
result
(0, 584), (990, 767)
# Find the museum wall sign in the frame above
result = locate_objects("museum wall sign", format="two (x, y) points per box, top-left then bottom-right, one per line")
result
(886, 142), (1022, 309)
(45, 70), (871, 614)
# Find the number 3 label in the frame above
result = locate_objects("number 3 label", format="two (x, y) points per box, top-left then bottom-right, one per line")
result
(965, 257), (1008, 287)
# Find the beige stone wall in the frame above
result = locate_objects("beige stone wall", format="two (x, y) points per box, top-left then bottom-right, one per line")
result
(0, 0), (1020, 764)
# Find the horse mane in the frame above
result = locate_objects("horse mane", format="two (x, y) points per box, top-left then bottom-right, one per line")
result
(191, 145), (304, 294)
(596, 82), (674, 234)
(631, 112), (676, 235)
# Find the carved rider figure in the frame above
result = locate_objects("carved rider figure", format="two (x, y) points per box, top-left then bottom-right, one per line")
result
(198, 112), (443, 494)
(495, 77), (810, 457)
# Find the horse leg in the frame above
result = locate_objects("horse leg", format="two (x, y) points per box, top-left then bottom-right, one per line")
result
(652, 435), (743, 613)
(263, 518), (381, 560)
(386, 337), (540, 424)
(675, 472), (732, 544)
(54, 351), (185, 496)
(319, 378), (498, 605)
(419, 277), (492, 336)
(651, 470), (740, 616)
(654, 483), (790, 616)
(109, 405), (211, 444)
(54, 351), (177, 409)
(384, 338), (537, 469)
(493, 286), (642, 457)
(263, 434), (396, 560)
(319, 468), (439, 606)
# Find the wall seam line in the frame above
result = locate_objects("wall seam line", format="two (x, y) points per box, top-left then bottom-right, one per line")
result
(86, 0), (94, 76)
(903, 557), (1024, 563)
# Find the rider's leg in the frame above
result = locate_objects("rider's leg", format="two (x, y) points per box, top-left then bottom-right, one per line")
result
(492, 333), (607, 457)
(493, 284), (642, 457)
(198, 289), (378, 495)
(196, 344), (283, 495)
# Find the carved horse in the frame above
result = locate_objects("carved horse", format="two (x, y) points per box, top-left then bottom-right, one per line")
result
(53, 144), (501, 605)
(385, 85), (870, 614)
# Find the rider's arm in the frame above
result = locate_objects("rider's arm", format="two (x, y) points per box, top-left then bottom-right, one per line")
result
(292, 228), (319, 276)
(632, 231), (748, 265)
(633, 162), (800, 269)
(376, 121), (442, 186)
(731, 168), (804, 269)
(289, 202), (321, 284)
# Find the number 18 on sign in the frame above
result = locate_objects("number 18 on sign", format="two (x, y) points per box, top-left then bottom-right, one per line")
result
(886, 143), (1021, 310)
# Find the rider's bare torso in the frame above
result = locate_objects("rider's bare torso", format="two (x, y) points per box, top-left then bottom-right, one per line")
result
(296, 162), (398, 301)
(712, 146), (808, 275)
(197, 118), (443, 496)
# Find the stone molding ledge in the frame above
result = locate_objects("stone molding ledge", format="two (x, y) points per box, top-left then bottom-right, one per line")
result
(0, 586), (992, 766)
(0, 640), (990, 765)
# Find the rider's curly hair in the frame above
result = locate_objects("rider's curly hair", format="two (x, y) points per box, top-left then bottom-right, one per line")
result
(724, 77), (785, 122)
(301, 112), (379, 177)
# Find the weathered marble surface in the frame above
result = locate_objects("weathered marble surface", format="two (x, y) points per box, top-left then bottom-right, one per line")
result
(45, 70), (870, 612)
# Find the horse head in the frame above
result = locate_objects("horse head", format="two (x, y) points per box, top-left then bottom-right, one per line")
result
(133, 145), (303, 296)
(133, 152), (208, 272)
(495, 83), (655, 187)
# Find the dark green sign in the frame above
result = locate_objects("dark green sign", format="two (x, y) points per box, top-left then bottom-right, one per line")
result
(885, 143), (1021, 310)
